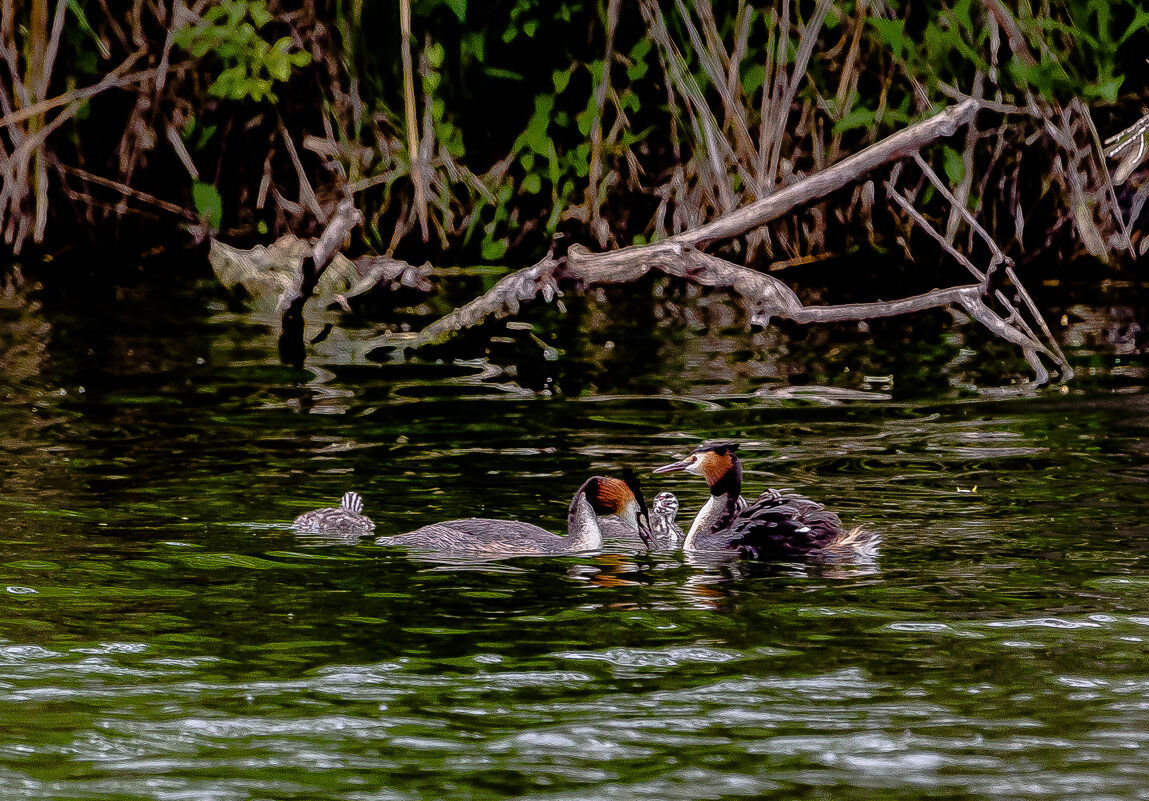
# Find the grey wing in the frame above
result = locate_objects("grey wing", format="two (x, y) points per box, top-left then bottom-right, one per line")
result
(380, 518), (559, 554)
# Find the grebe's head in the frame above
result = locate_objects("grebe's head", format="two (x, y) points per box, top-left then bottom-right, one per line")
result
(340, 492), (365, 514)
(652, 491), (679, 520)
(652, 443), (741, 491)
(580, 474), (653, 547)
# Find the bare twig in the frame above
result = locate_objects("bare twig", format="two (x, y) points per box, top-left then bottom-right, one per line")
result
(58, 164), (197, 219)
(279, 122), (326, 223)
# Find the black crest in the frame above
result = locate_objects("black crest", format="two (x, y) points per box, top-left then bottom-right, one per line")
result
(693, 442), (740, 456)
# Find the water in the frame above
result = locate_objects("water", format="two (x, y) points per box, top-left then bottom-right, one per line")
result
(0, 265), (1148, 799)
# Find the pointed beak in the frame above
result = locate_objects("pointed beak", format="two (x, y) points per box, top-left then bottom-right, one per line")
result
(636, 513), (654, 549)
(653, 457), (691, 474)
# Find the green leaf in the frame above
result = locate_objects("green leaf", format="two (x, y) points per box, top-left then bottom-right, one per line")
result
(576, 107), (594, 137)
(192, 180), (223, 229)
(1084, 75), (1123, 103)
(870, 18), (906, 60)
(572, 143), (590, 178)
(522, 173), (542, 194)
(553, 68), (572, 93)
(265, 50), (290, 82)
(462, 31), (485, 62)
(485, 67), (524, 80)
(481, 235), (508, 261)
(426, 42), (445, 69)
(248, 0), (273, 28)
(209, 65), (244, 98)
(442, 0), (466, 21)
(1118, 8), (1149, 45)
(942, 146), (964, 184)
(952, 0), (974, 31)
(832, 107), (876, 134)
(742, 64), (765, 96)
(527, 95), (555, 155)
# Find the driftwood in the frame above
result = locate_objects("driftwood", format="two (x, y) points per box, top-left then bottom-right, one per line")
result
(367, 97), (1070, 388)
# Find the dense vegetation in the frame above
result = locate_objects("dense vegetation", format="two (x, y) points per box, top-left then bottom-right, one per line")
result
(3, 0), (1146, 265)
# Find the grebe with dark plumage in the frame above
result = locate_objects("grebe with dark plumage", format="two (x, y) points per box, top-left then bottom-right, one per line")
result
(653, 443), (879, 558)
(378, 474), (653, 556)
(293, 491), (376, 536)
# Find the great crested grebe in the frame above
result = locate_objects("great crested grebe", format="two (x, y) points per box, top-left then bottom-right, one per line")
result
(377, 474), (653, 556)
(293, 491), (376, 536)
(653, 443), (879, 558)
(601, 490), (684, 548)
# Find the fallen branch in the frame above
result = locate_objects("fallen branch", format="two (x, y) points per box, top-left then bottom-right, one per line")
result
(369, 96), (1068, 386)
(672, 97), (981, 246)
(368, 254), (563, 350)
(369, 238), (1061, 386)
(567, 242), (1058, 386)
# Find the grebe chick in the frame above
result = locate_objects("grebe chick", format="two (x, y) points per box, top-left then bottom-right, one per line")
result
(601, 490), (684, 548)
(378, 475), (653, 556)
(652, 491), (685, 547)
(653, 443), (879, 559)
(293, 491), (376, 536)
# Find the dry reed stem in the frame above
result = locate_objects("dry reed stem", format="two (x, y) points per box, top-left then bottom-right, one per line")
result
(399, 0), (427, 241)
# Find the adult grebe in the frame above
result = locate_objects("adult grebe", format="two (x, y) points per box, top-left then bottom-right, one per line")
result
(378, 474), (653, 556)
(653, 443), (879, 558)
(293, 491), (376, 536)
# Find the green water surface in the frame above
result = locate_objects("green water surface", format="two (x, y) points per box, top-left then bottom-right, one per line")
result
(0, 266), (1146, 800)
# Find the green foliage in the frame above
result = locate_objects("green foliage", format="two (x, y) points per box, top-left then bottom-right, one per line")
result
(897, 0), (1147, 105)
(173, 0), (310, 103)
(192, 180), (223, 230)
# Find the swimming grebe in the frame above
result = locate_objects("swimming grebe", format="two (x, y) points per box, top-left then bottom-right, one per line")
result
(601, 490), (684, 548)
(653, 443), (879, 558)
(378, 474), (653, 556)
(293, 491), (376, 536)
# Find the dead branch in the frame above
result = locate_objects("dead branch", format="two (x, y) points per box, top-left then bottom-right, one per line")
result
(673, 97), (981, 247)
(374, 96), (1068, 386)
(369, 255), (563, 350)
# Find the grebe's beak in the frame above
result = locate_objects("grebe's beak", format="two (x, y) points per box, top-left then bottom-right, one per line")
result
(653, 457), (691, 474)
(636, 513), (654, 549)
